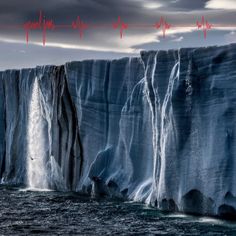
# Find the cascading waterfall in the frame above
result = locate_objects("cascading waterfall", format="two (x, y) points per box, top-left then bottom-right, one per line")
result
(0, 44), (236, 218)
(144, 52), (159, 205)
(145, 51), (180, 206)
(157, 51), (180, 203)
(27, 77), (49, 190)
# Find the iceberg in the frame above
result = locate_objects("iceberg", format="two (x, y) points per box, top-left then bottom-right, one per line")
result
(0, 44), (236, 219)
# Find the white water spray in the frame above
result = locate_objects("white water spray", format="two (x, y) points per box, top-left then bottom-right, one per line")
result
(27, 77), (49, 190)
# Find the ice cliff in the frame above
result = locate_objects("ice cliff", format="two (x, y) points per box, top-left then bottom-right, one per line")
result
(0, 44), (236, 219)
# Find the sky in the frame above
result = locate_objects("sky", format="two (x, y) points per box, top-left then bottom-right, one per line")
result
(0, 0), (236, 70)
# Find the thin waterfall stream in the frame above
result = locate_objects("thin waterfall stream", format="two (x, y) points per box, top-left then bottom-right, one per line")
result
(27, 77), (49, 190)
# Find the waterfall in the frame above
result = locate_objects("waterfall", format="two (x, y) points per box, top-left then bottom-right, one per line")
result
(1, 44), (236, 218)
(144, 51), (180, 206)
(27, 77), (49, 190)
(157, 52), (180, 203)
(144, 52), (159, 205)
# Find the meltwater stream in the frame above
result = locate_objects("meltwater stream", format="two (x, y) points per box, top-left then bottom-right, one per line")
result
(27, 78), (49, 190)
(26, 78), (66, 191)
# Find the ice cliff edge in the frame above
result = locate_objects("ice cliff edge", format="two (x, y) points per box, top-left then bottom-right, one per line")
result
(0, 44), (236, 219)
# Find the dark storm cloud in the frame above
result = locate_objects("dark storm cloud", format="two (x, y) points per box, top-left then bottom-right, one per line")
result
(0, 0), (235, 28)
(0, 1), (234, 45)
(0, 0), (212, 24)
(0, 0), (235, 31)
(0, 0), (146, 23)
(0, 0), (235, 70)
(167, 0), (208, 10)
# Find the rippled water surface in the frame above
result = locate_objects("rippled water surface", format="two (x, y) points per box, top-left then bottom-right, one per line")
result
(0, 186), (236, 235)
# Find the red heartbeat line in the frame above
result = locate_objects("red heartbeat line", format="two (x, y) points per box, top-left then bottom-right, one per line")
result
(196, 16), (213, 39)
(71, 16), (88, 38)
(154, 17), (171, 38)
(0, 11), (221, 45)
(112, 16), (128, 38)
(23, 11), (55, 46)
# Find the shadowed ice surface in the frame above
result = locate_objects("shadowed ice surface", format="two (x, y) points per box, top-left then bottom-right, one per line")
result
(0, 44), (236, 219)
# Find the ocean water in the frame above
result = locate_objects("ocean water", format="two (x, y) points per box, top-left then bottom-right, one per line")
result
(0, 186), (236, 235)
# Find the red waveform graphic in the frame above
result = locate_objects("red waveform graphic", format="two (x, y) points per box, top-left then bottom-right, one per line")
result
(0, 11), (230, 45)
(196, 16), (213, 39)
(71, 16), (88, 38)
(23, 11), (55, 46)
(112, 16), (128, 39)
(154, 17), (171, 38)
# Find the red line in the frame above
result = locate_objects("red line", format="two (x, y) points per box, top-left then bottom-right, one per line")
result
(23, 11), (55, 45)
(1, 12), (236, 44)
(54, 24), (71, 29)
(71, 16), (88, 38)
(89, 24), (111, 29)
(1, 24), (236, 29)
(112, 16), (128, 39)
(128, 24), (154, 29)
(154, 17), (171, 38)
(196, 16), (212, 39)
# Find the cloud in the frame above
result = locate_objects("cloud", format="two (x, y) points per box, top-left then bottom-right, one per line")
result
(205, 0), (236, 10)
(143, 2), (162, 9)
(0, 0), (236, 70)
(169, 0), (208, 10)
(171, 36), (184, 42)
(0, 28), (158, 54)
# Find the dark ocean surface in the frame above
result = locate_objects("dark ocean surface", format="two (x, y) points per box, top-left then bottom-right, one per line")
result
(0, 186), (236, 235)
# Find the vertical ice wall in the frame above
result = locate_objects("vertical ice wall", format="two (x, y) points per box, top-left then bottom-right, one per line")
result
(0, 69), (33, 184)
(0, 66), (82, 190)
(0, 44), (236, 218)
(64, 58), (145, 192)
(140, 45), (236, 217)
